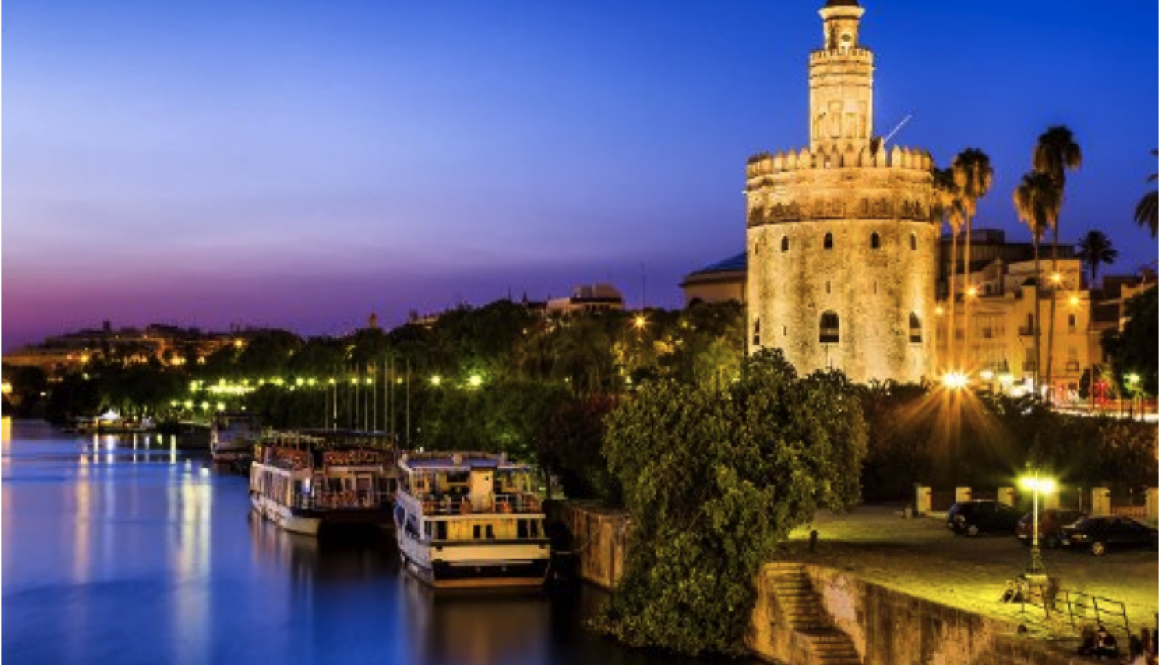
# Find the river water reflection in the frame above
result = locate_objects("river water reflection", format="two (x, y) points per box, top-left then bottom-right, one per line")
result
(2, 419), (755, 665)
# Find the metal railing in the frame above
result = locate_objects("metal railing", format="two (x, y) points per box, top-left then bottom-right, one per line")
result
(1060, 590), (1132, 636)
(415, 492), (543, 516)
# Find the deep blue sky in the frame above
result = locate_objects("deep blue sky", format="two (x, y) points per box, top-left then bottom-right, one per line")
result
(3, 0), (1157, 349)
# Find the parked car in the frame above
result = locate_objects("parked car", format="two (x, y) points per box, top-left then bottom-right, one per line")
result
(1062, 516), (1159, 556)
(947, 500), (1024, 536)
(1016, 508), (1087, 549)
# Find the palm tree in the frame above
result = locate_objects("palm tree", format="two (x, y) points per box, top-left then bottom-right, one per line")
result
(1134, 149), (1158, 238)
(1013, 171), (1061, 397)
(1077, 229), (1118, 288)
(931, 167), (963, 370)
(1033, 126), (1083, 400)
(951, 148), (994, 372)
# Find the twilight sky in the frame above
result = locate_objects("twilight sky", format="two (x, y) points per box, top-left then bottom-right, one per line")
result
(3, 0), (1158, 350)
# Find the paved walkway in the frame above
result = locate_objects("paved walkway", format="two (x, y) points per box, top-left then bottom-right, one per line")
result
(782, 504), (1158, 642)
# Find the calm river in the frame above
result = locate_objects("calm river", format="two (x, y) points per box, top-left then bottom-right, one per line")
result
(2, 419), (755, 665)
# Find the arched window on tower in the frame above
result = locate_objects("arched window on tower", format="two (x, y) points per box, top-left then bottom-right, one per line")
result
(819, 311), (840, 344)
(824, 232), (834, 250)
(910, 233), (917, 251)
(870, 232), (881, 249)
(909, 313), (922, 343)
(781, 236), (789, 252)
(753, 318), (761, 347)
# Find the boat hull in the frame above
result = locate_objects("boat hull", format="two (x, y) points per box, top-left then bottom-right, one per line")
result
(251, 493), (320, 536)
(397, 532), (550, 590)
(402, 556), (549, 590)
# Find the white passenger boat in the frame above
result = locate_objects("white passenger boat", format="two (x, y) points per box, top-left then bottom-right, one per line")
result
(210, 412), (262, 465)
(393, 452), (551, 589)
(249, 441), (396, 536)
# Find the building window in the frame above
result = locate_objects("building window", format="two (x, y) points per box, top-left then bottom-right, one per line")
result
(753, 318), (761, 347)
(824, 232), (833, 250)
(1067, 313), (1076, 332)
(870, 232), (881, 249)
(910, 233), (917, 250)
(826, 281), (831, 294)
(909, 313), (922, 343)
(819, 311), (840, 344)
(753, 241), (760, 256)
(781, 236), (789, 252)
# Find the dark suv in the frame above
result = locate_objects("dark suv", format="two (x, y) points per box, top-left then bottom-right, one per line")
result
(947, 500), (1024, 537)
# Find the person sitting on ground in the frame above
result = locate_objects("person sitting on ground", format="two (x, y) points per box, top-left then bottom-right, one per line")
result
(1093, 624), (1119, 659)
(1128, 635), (1147, 665)
(1077, 625), (1097, 656)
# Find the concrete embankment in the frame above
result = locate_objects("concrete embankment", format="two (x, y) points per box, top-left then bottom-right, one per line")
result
(550, 501), (1095, 665)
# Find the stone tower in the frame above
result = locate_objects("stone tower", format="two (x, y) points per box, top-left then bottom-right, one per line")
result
(745, 0), (937, 384)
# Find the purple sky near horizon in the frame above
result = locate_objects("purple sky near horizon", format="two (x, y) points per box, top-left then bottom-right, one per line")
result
(3, 0), (1158, 351)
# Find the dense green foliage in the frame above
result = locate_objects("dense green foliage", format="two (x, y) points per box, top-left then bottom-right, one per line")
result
(5, 300), (747, 463)
(593, 350), (867, 656)
(1101, 287), (1158, 396)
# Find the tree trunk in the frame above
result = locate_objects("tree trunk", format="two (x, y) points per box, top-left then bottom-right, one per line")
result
(1045, 227), (1059, 402)
(963, 215), (973, 372)
(1032, 241), (1042, 397)
(948, 231), (959, 370)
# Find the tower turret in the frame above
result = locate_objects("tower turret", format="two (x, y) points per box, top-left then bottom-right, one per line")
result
(810, 0), (874, 153)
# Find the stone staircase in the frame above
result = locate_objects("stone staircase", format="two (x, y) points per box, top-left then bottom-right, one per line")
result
(768, 563), (862, 665)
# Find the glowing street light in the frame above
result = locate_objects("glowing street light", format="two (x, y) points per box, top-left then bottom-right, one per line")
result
(942, 371), (969, 390)
(633, 314), (647, 330)
(1019, 471), (1056, 576)
(430, 375), (442, 386)
(468, 374), (482, 388)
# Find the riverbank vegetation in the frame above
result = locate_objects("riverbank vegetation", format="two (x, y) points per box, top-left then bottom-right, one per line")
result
(593, 350), (866, 655)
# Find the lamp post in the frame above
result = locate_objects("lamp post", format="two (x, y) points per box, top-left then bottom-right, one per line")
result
(1019, 470), (1056, 577)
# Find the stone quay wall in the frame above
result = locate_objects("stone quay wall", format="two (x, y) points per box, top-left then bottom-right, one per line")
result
(749, 563), (1091, 665)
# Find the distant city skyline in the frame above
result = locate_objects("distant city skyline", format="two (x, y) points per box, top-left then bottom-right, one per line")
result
(4, 0), (1157, 351)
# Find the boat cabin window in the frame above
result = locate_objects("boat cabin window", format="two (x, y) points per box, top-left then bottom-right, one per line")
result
(328, 478), (343, 492)
(472, 525), (482, 539)
(517, 520), (528, 539)
(434, 521), (447, 541)
(444, 471), (470, 494)
(485, 525), (495, 540)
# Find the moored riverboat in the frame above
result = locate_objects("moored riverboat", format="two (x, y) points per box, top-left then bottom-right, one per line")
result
(249, 440), (397, 536)
(211, 412), (262, 466)
(394, 451), (550, 589)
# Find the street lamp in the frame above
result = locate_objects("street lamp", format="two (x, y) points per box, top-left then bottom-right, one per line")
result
(1019, 471), (1056, 576)
(942, 371), (968, 390)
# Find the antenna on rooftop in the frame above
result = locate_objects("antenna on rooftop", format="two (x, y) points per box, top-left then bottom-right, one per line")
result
(881, 114), (913, 147)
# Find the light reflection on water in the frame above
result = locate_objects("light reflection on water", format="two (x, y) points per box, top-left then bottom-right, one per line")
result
(2, 420), (756, 665)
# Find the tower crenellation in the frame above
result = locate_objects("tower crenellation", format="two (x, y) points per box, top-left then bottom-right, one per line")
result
(745, 0), (938, 385)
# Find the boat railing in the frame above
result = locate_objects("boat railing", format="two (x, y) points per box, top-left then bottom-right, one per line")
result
(414, 492), (543, 516)
(308, 489), (389, 510)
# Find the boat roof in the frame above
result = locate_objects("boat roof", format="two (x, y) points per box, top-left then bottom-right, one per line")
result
(400, 452), (530, 473)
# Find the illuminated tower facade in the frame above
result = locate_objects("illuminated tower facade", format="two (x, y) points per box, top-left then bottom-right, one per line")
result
(745, 0), (938, 384)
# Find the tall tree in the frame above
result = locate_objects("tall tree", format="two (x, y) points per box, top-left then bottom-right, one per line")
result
(1077, 229), (1118, 288)
(1013, 171), (1060, 397)
(595, 350), (866, 656)
(951, 149), (994, 372)
(1134, 149), (1158, 238)
(1033, 126), (1083, 401)
(932, 167), (963, 371)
